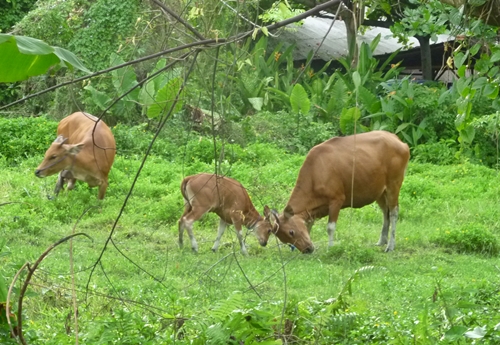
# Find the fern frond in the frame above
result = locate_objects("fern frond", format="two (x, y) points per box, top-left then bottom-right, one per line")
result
(209, 292), (244, 323)
(206, 323), (229, 345)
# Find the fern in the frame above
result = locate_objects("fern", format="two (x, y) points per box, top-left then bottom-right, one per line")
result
(210, 292), (244, 323)
(205, 323), (229, 345)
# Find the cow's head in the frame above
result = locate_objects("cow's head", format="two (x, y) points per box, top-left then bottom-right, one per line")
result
(253, 205), (276, 247)
(35, 135), (84, 178)
(271, 206), (314, 253)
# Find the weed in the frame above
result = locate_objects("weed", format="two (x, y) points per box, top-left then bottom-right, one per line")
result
(431, 223), (500, 256)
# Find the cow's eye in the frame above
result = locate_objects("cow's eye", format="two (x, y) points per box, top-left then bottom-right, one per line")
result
(50, 155), (57, 160)
(289, 230), (295, 236)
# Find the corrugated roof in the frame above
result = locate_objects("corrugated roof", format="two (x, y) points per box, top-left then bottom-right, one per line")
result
(276, 16), (452, 60)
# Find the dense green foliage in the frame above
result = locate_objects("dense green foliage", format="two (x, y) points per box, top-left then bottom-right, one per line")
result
(0, 0), (36, 33)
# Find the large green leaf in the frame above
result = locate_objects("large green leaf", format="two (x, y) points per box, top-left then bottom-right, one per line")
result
(110, 53), (139, 101)
(290, 83), (310, 114)
(340, 107), (361, 134)
(147, 77), (183, 119)
(84, 85), (112, 111)
(0, 34), (90, 82)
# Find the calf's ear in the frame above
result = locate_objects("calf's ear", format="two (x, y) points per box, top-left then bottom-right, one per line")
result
(65, 143), (84, 155)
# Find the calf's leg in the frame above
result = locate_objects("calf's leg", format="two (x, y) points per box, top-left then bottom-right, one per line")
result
(178, 204), (207, 252)
(212, 219), (228, 252)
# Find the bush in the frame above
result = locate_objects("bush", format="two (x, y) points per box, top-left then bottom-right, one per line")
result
(0, 116), (57, 163)
(245, 110), (337, 154)
(412, 140), (458, 165)
(431, 223), (500, 256)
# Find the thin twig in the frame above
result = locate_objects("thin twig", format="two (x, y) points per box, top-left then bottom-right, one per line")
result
(149, 0), (206, 40)
(6, 262), (28, 340)
(69, 206), (96, 343)
(15, 233), (92, 345)
(232, 249), (261, 299)
(276, 237), (288, 344)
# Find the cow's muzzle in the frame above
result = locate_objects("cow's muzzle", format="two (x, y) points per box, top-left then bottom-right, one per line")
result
(34, 169), (44, 178)
(303, 246), (314, 254)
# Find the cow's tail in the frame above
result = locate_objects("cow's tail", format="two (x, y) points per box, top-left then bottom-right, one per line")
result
(180, 177), (192, 212)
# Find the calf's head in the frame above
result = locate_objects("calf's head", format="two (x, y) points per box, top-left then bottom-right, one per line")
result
(272, 207), (314, 254)
(253, 205), (275, 247)
(35, 135), (84, 178)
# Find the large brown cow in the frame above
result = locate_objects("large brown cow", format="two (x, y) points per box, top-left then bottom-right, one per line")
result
(178, 173), (274, 255)
(270, 131), (410, 253)
(35, 112), (116, 200)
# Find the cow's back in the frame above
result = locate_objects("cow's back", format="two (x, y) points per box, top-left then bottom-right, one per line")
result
(58, 112), (116, 175)
(290, 131), (409, 211)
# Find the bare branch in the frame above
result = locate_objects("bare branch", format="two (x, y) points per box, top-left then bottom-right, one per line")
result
(149, 0), (206, 40)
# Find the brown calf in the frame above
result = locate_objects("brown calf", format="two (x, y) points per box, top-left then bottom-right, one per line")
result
(178, 173), (273, 255)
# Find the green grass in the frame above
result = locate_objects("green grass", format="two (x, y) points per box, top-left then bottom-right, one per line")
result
(1, 150), (500, 344)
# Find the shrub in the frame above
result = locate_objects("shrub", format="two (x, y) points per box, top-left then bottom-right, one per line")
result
(431, 223), (500, 256)
(246, 110), (337, 154)
(412, 140), (458, 165)
(0, 116), (57, 163)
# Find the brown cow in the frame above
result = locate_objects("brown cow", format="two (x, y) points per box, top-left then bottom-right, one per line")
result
(270, 131), (410, 253)
(35, 112), (116, 200)
(178, 173), (274, 255)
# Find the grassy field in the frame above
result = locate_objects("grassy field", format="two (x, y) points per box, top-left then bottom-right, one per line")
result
(1, 146), (500, 344)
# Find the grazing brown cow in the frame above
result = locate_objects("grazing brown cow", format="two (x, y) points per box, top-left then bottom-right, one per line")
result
(269, 131), (410, 253)
(178, 173), (274, 255)
(35, 112), (116, 200)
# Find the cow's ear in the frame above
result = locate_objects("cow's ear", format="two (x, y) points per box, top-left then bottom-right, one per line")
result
(54, 135), (68, 145)
(284, 205), (294, 220)
(65, 143), (84, 155)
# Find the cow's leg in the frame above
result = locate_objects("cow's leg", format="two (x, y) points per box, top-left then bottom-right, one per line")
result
(376, 198), (390, 247)
(327, 200), (343, 247)
(97, 181), (108, 200)
(66, 178), (77, 191)
(54, 170), (74, 196)
(212, 219), (228, 252)
(379, 188), (400, 252)
(54, 172), (66, 196)
(386, 205), (399, 252)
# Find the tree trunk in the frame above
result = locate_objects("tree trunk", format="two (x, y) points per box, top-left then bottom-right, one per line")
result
(343, 11), (359, 69)
(416, 35), (433, 80)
